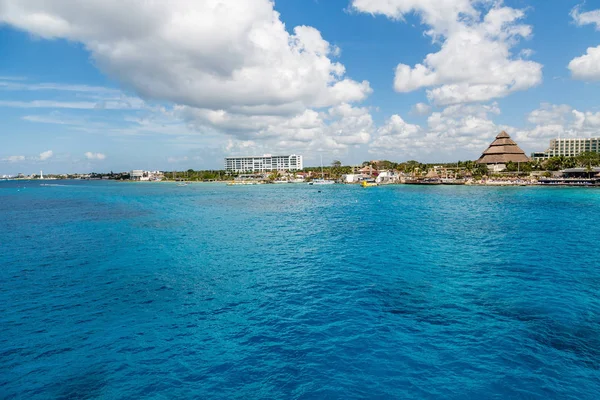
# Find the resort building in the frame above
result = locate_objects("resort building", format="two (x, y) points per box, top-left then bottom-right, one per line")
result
(477, 131), (530, 172)
(225, 154), (303, 173)
(130, 170), (149, 181)
(130, 170), (163, 181)
(531, 138), (600, 160)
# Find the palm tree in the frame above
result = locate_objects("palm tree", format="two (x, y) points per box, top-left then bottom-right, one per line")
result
(576, 152), (600, 178)
(268, 170), (281, 181)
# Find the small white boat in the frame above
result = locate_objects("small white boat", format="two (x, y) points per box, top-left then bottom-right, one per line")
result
(309, 179), (335, 185)
(227, 181), (263, 186)
(309, 155), (336, 185)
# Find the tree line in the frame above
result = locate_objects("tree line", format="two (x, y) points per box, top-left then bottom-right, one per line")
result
(148, 152), (600, 181)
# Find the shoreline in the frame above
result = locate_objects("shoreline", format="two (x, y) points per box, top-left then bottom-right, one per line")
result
(7, 179), (599, 188)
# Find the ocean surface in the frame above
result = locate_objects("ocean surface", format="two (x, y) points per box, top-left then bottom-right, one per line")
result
(1, 180), (600, 399)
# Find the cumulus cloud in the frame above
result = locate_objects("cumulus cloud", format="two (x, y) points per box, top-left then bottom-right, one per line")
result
(182, 102), (374, 153)
(0, 0), (374, 151)
(351, 0), (542, 106)
(568, 45), (600, 81)
(38, 150), (53, 160)
(2, 155), (26, 162)
(371, 100), (600, 161)
(571, 5), (600, 30)
(512, 104), (600, 151)
(0, 1), (370, 111)
(569, 5), (600, 81)
(370, 103), (505, 159)
(3, 151), (55, 162)
(526, 103), (572, 125)
(410, 102), (432, 116)
(84, 152), (106, 160)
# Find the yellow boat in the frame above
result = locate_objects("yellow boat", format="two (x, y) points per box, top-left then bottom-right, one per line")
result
(361, 181), (378, 188)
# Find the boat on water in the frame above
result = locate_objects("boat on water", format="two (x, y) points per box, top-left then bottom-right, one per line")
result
(361, 181), (378, 188)
(227, 181), (264, 186)
(309, 155), (336, 185)
(309, 179), (335, 185)
(272, 180), (290, 184)
(177, 182), (190, 187)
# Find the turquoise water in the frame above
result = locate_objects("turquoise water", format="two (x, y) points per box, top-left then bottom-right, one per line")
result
(1, 181), (600, 399)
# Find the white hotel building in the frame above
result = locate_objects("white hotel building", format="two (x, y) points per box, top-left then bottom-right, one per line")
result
(531, 138), (600, 160)
(225, 154), (303, 173)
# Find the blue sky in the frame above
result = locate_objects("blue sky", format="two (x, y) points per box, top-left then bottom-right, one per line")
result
(1, 0), (599, 174)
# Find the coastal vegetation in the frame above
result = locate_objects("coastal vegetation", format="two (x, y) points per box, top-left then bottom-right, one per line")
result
(163, 169), (231, 181)
(23, 153), (599, 182)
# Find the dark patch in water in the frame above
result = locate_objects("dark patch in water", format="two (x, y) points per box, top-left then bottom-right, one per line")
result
(389, 309), (411, 315)
(52, 367), (108, 400)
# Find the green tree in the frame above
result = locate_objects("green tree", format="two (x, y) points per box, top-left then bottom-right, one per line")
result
(505, 161), (517, 172)
(576, 152), (600, 168)
(544, 157), (563, 171)
(473, 163), (488, 178)
(576, 152), (600, 178)
(520, 163), (533, 173)
(268, 170), (282, 181)
(563, 158), (574, 168)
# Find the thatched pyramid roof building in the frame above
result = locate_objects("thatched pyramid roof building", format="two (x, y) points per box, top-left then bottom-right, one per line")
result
(477, 131), (530, 165)
(425, 169), (440, 179)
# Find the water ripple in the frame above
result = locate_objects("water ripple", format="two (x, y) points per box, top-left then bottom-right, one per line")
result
(1, 182), (599, 399)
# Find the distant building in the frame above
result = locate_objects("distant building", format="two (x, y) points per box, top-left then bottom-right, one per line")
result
(376, 170), (400, 183)
(531, 138), (600, 160)
(561, 167), (600, 178)
(225, 154), (303, 173)
(477, 131), (530, 172)
(130, 170), (163, 181)
(359, 165), (376, 176)
(539, 167), (600, 186)
(129, 169), (150, 181)
(341, 174), (361, 183)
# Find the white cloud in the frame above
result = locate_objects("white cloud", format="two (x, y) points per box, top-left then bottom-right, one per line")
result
(0, 79), (120, 94)
(519, 48), (534, 58)
(370, 115), (423, 157)
(568, 45), (600, 81)
(2, 155), (26, 162)
(410, 102), (432, 116)
(84, 152), (106, 160)
(526, 103), (572, 125)
(0, 0), (370, 112)
(370, 101), (600, 161)
(3, 151), (54, 163)
(569, 5), (600, 81)
(181, 102), (374, 152)
(370, 103), (505, 159)
(22, 114), (75, 125)
(513, 104), (600, 150)
(0, 0), (373, 152)
(0, 98), (144, 109)
(38, 150), (53, 160)
(571, 5), (600, 30)
(351, 0), (542, 106)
